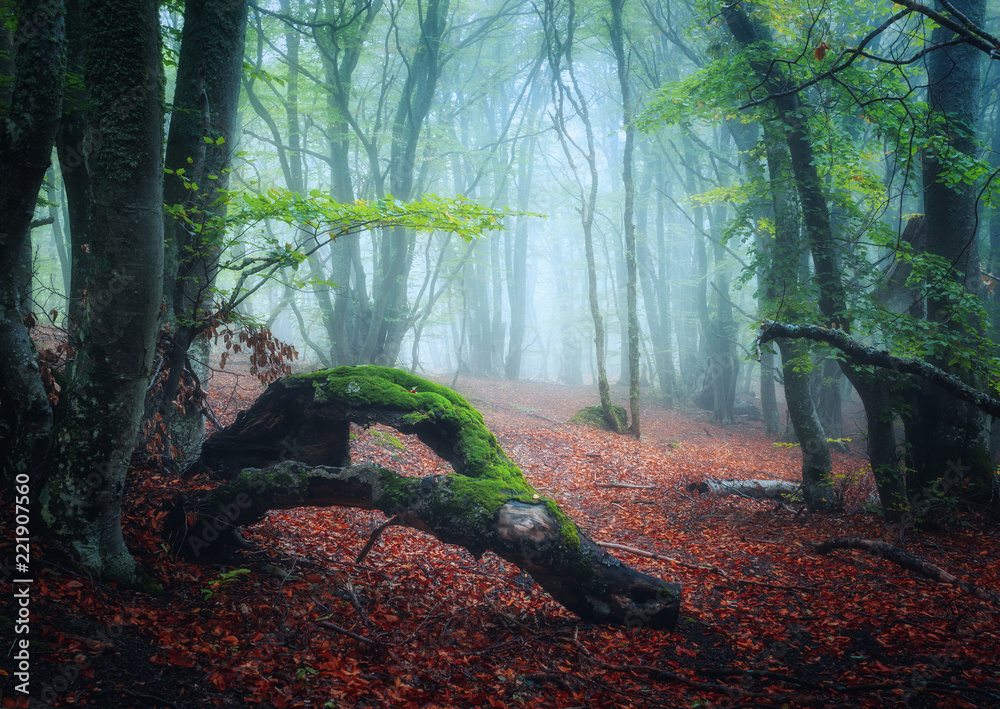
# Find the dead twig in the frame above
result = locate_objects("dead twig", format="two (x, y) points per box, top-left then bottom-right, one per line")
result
(601, 541), (815, 591)
(355, 515), (403, 563)
(318, 620), (378, 646)
(596, 541), (729, 577)
(815, 537), (1000, 605)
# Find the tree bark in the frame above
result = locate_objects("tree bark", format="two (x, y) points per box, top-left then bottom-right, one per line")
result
(158, 0), (248, 461)
(0, 0), (66, 484)
(815, 537), (999, 605)
(907, 0), (994, 503)
(688, 479), (799, 500)
(56, 0), (92, 355)
(610, 0), (641, 438)
(178, 366), (681, 629)
(757, 320), (1000, 419)
(724, 4), (907, 517)
(38, 0), (163, 584)
(759, 129), (836, 511)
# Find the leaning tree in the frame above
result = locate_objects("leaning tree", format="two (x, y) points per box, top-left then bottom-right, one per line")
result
(168, 365), (682, 630)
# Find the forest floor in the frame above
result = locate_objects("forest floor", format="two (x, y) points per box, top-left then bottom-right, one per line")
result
(7, 366), (1000, 708)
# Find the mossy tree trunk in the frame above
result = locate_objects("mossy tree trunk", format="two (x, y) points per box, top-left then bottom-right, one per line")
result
(174, 366), (681, 630)
(725, 5), (910, 515)
(157, 0), (248, 462)
(38, 0), (164, 584)
(760, 127), (837, 512)
(0, 0), (66, 485)
(905, 0), (994, 505)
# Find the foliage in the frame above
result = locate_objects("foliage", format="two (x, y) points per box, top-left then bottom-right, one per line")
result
(162, 178), (518, 336)
(200, 568), (251, 600)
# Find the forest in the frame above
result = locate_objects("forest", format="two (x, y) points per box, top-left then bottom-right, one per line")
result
(2, 0), (1000, 706)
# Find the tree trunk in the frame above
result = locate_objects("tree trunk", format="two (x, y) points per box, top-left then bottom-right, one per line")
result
(759, 348), (781, 436)
(360, 0), (448, 366)
(635, 156), (674, 409)
(760, 129), (836, 511)
(38, 0), (163, 584)
(158, 0), (248, 461)
(688, 478), (799, 500)
(504, 85), (543, 380)
(653, 167), (677, 405)
(610, 0), (641, 438)
(724, 6), (907, 514)
(178, 366), (681, 629)
(46, 168), (72, 300)
(906, 0), (994, 504)
(543, 0), (623, 433)
(0, 0), (66, 484)
(55, 0), (92, 355)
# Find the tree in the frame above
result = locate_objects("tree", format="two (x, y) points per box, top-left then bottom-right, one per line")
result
(171, 366), (682, 629)
(157, 0), (249, 460)
(903, 0), (994, 503)
(37, 0), (164, 583)
(0, 0), (66, 484)
(541, 0), (625, 434)
(608, 0), (641, 437)
(1, 0), (521, 586)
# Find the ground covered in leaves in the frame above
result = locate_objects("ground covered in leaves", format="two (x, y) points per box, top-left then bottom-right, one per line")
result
(6, 367), (1000, 708)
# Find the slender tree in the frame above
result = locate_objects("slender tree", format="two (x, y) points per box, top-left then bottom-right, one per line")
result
(157, 0), (249, 459)
(609, 0), (641, 437)
(541, 0), (624, 433)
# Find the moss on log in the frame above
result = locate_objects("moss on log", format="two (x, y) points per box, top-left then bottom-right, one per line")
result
(175, 366), (681, 629)
(569, 404), (629, 431)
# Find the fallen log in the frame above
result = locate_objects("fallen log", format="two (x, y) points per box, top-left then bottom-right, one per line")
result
(688, 479), (799, 500)
(814, 537), (1000, 605)
(168, 366), (681, 630)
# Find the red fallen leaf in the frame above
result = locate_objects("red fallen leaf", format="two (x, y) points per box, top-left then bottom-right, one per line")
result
(208, 669), (236, 690)
(815, 41), (830, 60)
(166, 650), (196, 667)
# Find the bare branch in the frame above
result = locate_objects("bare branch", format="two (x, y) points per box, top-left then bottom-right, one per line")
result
(756, 320), (1000, 418)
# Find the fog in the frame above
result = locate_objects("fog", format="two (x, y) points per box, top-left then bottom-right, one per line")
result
(27, 0), (990, 438)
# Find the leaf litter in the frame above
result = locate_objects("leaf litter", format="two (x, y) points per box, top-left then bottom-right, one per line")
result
(10, 368), (1000, 708)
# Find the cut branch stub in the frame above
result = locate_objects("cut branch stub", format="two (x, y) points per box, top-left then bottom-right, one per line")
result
(177, 366), (681, 630)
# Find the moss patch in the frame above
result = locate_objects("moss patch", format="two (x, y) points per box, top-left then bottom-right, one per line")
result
(282, 366), (582, 548)
(569, 404), (628, 431)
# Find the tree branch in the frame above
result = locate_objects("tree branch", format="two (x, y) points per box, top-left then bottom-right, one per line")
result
(756, 320), (1000, 418)
(815, 537), (1000, 605)
(171, 367), (682, 629)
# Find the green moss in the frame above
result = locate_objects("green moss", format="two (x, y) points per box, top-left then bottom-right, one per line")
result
(569, 404), (628, 431)
(369, 430), (406, 450)
(283, 366), (582, 550)
(544, 499), (580, 547)
(377, 467), (418, 512)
